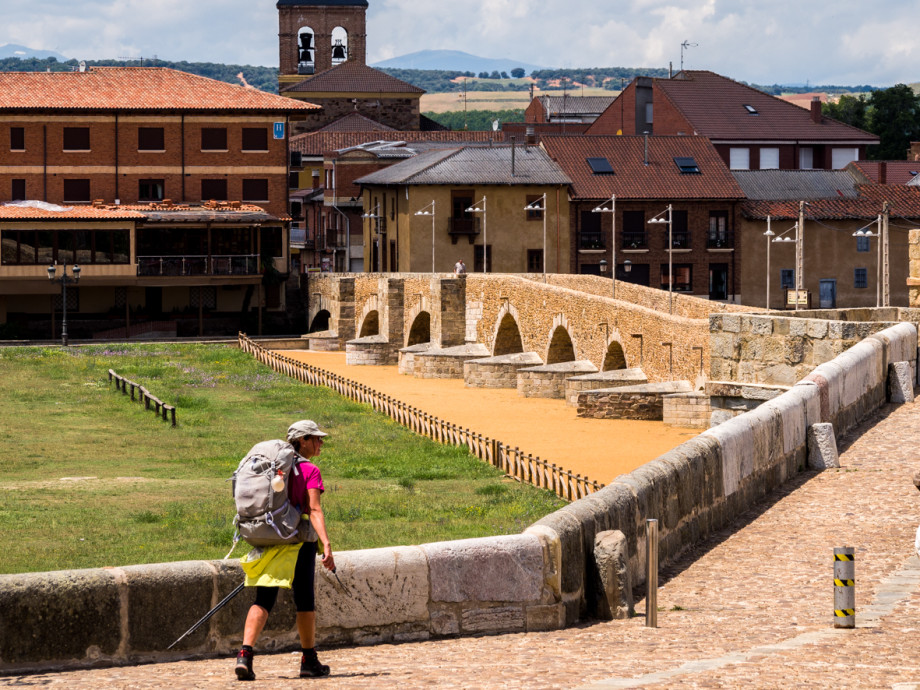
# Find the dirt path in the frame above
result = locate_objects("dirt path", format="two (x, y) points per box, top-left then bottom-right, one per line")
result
(282, 351), (700, 484)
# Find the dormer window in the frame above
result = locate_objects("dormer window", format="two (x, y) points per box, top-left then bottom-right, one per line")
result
(744, 104), (758, 115)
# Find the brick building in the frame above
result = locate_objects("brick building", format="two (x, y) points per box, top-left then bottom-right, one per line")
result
(587, 71), (879, 172)
(542, 135), (745, 302)
(0, 66), (319, 337)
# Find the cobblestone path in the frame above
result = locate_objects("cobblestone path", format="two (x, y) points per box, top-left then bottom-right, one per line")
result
(4, 400), (920, 689)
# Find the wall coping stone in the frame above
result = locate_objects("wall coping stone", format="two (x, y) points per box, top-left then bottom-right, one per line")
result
(584, 381), (692, 395)
(567, 368), (647, 383)
(415, 343), (490, 358)
(468, 352), (544, 366)
(399, 342), (434, 354)
(519, 360), (598, 374)
(347, 334), (389, 345)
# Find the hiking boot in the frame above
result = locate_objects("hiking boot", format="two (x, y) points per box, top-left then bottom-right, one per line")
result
(300, 648), (330, 678)
(235, 648), (255, 681)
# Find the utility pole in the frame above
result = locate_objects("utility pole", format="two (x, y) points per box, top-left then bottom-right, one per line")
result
(796, 201), (805, 311)
(882, 201), (891, 307)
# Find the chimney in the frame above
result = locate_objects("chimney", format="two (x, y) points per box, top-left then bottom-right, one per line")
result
(879, 161), (887, 185)
(643, 131), (649, 166)
(810, 96), (822, 124)
(511, 136), (516, 177)
(311, 170), (320, 190)
(526, 125), (536, 146)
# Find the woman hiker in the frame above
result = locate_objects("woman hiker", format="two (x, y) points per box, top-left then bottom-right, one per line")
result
(235, 420), (335, 681)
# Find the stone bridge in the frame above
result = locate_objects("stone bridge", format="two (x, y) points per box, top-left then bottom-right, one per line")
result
(304, 273), (756, 385)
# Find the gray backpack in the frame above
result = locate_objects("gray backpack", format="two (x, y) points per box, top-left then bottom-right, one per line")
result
(231, 439), (313, 547)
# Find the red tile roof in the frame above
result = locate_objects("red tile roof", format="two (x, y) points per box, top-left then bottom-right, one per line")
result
(847, 161), (920, 185)
(653, 71), (877, 142)
(0, 203), (144, 220)
(316, 112), (397, 132)
(0, 67), (319, 112)
(283, 61), (425, 95)
(541, 135), (744, 200)
(291, 129), (505, 157)
(742, 185), (920, 220)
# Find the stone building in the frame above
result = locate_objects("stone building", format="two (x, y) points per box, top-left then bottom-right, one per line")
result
(541, 135), (745, 301)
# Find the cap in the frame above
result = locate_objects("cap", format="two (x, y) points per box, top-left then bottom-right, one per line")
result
(287, 419), (328, 442)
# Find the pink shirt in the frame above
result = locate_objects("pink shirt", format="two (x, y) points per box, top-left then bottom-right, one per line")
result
(288, 460), (324, 512)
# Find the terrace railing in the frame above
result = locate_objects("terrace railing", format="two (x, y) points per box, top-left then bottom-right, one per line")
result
(238, 333), (603, 502)
(137, 254), (259, 277)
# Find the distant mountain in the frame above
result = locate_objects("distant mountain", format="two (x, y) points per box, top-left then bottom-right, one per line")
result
(0, 44), (69, 61)
(373, 50), (543, 75)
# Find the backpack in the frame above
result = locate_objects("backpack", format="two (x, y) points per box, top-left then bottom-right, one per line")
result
(231, 439), (312, 547)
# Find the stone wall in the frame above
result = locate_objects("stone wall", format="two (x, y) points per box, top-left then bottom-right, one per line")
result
(662, 392), (711, 429)
(909, 229), (920, 308)
(564, 369), (648, 406)
(706, 381), (789, 426)
(576, 382), (693, 420)
(517, 361), (598, 399)
(464, 352), (543, 389)
(345, 335), (395, 366)
(412, 344), (490, 379)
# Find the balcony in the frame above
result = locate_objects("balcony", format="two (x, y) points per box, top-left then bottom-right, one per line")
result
(578, 233), (605, 252)
(707, 231), (735, 250)
(448, 217), (481, 244)
(137, 254), (259, 277)
(290, 225), (307, 248)
(621, 231), (648, 250)
(669, 231), (691, 250)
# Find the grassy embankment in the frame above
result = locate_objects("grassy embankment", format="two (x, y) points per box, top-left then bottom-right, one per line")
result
(0, 344), (564, 574)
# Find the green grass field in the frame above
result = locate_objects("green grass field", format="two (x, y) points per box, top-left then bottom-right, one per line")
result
(0, 344), (564, 574)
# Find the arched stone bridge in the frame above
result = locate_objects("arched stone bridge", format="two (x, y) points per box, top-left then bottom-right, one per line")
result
(305, 273), (756, 383)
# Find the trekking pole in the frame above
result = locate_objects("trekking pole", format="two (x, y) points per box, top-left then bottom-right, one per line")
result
(167, 581), (245, 650)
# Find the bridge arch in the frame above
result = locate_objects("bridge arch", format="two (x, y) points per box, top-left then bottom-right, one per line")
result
(603, 340), (628, 370)
(492, 302), (524, 356)
(359, 311), (380, 337)
(545, 314), (576, 364)
(309, 309), (331, 333)
(406, 311), (431, 346)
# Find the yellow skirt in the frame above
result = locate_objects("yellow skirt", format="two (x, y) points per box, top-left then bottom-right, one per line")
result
(240, 543), (303, 589)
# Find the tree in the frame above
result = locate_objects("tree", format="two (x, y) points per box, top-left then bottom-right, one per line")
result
(866, 84), (920, 160)
(478, 71), (489, 79)
(489, 70), (501, 80)
(510, 68), (525, 79)
(822, 94), (868, 132)
(500, 71), (509, 79)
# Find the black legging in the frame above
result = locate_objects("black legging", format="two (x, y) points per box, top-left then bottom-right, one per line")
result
(253, 541), (317, 613)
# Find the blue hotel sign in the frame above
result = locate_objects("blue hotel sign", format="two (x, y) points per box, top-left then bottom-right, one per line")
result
(273, 122), (285, 139)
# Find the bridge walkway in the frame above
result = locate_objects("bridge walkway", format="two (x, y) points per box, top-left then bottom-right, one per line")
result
(10, 398), (920, 688)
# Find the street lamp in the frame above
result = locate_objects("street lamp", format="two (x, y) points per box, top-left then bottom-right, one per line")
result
(361, 204), (382, 273)
(648, 204), (673, 314)
(771, 222), (800, 310)
(592, 194), (616, 298)
(465, 196), (487, 272)
(853, 215), (882, 308)
(763, 215), (774, 309)
(524, 193), (547, 281)
(414, 201), (436, 274)
(47, 263), (81, 346)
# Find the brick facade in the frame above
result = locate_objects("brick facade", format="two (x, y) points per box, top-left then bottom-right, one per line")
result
(278, 2), (367, 85)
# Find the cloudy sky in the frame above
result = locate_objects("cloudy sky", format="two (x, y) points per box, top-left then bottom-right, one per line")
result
(2, 0), (917, 86)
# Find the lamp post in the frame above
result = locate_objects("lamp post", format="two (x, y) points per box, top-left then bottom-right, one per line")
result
(771, 222), (799, 310)
(414, 201), (436, 274)
(466, 196), (487, 272)
(764, 215), (774, 309)
(853, 215), (882, 308)
(648, 204), (673, 314)
(592, 194), (616, 298)
(525, 193), (547, 281)
(361, 204), (382, 273)
(47, 263), (81, 346)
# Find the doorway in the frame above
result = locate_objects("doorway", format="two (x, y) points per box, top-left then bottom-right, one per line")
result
(709, 263), (728, 301)
(819, 279), (836, 309)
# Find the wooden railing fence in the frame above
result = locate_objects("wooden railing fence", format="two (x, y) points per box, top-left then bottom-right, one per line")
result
(238, 333), (603, 501)
(108, 370), (177, 427)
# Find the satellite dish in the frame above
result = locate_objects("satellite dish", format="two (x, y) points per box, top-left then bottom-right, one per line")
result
(492, 120), (499, 132)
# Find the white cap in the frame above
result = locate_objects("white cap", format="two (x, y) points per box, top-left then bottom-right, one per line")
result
(286, 419), (328, 442)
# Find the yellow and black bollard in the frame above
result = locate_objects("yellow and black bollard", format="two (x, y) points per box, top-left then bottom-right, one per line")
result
(833, 547), (855, 628)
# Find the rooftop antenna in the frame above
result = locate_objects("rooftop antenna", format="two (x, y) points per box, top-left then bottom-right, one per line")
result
(458, 77), (469, 131)
(680, 41), (698, 73)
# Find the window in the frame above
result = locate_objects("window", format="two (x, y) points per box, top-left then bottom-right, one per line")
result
(856, 236), (870, 252)
(474, 245), (492, 272)
(622, 210), (646, 248)
(242, 128), (268, 151)
(289, 171), (300, 189)
(661, 263), (692, 292)
(743, 104), (758, 115)
(670, 210), (689, 248)
(854, 268), (868, 289)
(645, 103), (653, 124)
(832, 147), (858, 169)
(137, 127), (165, 151)
(201, 127), (228, 150)
(11, 179), (25, 200)
(1, 229), (129, 265)
(139, 179), (165, 202)
(729, 148), (750, 170)
(201, 179), (228, 200)
(525, 194), (544, 220)
(10, 127), (24, 150)
(63, 127), (90, 151)
(674, 157), (700, 174)
(799, 147), (813, 170)
(760, 148), (779, 170)
(780, 269), (795, 289)
(527, 249), (543, 273)
(586, 157), (614, 174)
(63, 179), (91, 202)
(242, 178), (269, 201)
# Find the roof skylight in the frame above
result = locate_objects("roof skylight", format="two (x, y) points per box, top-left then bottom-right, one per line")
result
(674, 157), (701, 174)
(587, 157), (615, 174)
(744, 104), (758, 115)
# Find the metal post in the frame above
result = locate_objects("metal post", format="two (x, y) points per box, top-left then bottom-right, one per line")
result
(796, 201), (805, 312)
(61, 269), (69, 347)
(833, 547), (855, 628)
(483, 196), (488, 273)
(765, 215), (772, 309)
(666, 205), (673, 314)
(611, 194), (616, 299)
(646, 518), (659, 628)
(431, 200), (436, 274)
(876, 214), (882, 308)
(542, 193), (547, 282)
